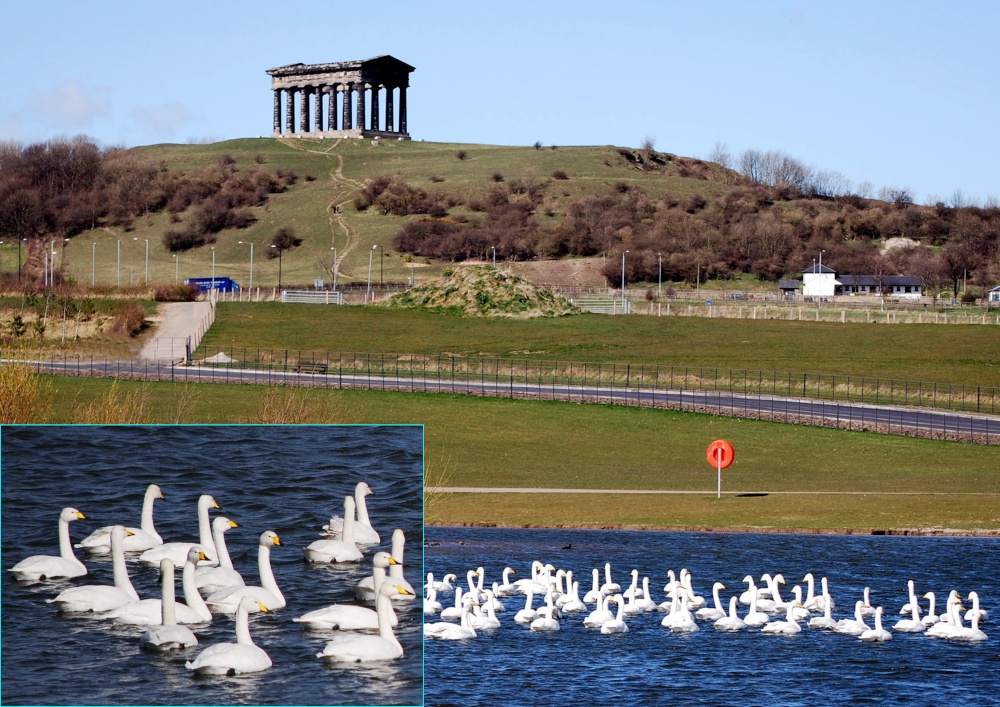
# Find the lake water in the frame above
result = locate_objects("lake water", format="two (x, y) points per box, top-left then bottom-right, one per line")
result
(424, 526), (998, 706)
(1, 425), (423, 706)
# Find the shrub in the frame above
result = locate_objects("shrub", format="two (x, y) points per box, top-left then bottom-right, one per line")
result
(107, 303), (147, 338)
(0, 361), (51, 423)
(429, 175), (445, 183)
(492, 171), (504, 182)
(456, 150), (468, 160)
(552, 170), (569, 180)
(533, 141), (542, 150)
(153, 283), (201, 302)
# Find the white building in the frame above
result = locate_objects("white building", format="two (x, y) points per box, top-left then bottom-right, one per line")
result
(989, 285), (1000, 303)
(801, 264), (837, 297)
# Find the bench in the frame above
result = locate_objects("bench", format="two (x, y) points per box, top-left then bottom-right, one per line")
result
(293, 362), (329, 374)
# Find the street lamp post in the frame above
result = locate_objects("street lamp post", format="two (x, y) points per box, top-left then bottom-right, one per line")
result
(658, 252), (662, 299)
(621, 250), (629, 313)
(380, 247), (384, 286)
(92, 242), (96, 286)
(144, 239), (149, 285)
(173, 254), (179, 284)
(116, 240), (121, 287)
(211, 246), (216, 291)
(491, 245), (496, 269)
(239, 241), (254, 291)
(366, 245), (378, 304)
(271, 245), (283, 290)
(330, 247), (337, 290)
(18, 238), (25, 280)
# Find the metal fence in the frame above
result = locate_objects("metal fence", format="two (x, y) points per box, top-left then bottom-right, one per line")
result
(4, 348), (996, 444)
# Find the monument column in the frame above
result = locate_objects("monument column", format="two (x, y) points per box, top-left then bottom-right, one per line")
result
(356, 83), (366, 133)
(342, 83), (353, 131)
(386, 86), (395, 133)
(273, 89), (282, 134)
(370, 85), (380, 131)
(399, 86), (407, 135)
(300, 87), (312, 133)
(314, 87), (324, 133)
(285, 88), (295, 134)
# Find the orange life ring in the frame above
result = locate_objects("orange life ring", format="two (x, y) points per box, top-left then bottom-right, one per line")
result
(706, 440), (735, 469)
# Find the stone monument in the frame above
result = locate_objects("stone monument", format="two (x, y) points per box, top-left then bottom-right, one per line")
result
(267, 55), (414, 139)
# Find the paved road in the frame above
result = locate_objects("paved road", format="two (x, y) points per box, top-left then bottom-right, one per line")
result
(427, 487), (988, 496)
(23, 358), (1000, 440)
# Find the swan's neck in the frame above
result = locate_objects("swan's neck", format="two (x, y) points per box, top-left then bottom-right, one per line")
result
(376, 590), (397, 642)
(524, 591), (534, 611)
(591, 569), (599, 592)
(161, 563), (177, 626)
(804, 577), (815, 604)
(235, 604), (254, 645)
(615, 599), (624, 622)
(373, 565), (387, 597)
(467, 572), (477, 595)
(258, 544), (284, 605)
(604, 564), (613, 584)
(342, 502), (356, 545)
(182, 556), (211, 619)
(111, 533), (139, 600)
(874, 610), (883, 631)
(141, 489), (159, 537)
(58, 516), (79, 564)
(503, 568), (513, 585)
(213, 526), (234, 570)
(355, 487), (372, 526)
(927, 594), (936, 616)
(729, 597), (739, 618)
(713, 585), (724, 611)
(197, 501), (214, 551)
(453, 588), (463, 609)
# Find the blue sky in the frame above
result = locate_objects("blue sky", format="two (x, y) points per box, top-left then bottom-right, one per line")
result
(2, 1), (997, 204)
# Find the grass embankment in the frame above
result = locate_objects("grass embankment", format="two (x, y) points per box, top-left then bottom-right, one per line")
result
(34, 376), (1000, 532)
(203, 303), (1000, 387)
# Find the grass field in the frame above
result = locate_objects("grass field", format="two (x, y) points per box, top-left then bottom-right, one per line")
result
(33, 375), (1000, 532)
(201, 303), (1000, 387)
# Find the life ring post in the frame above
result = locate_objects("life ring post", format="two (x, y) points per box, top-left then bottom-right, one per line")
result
(706, 440), (735, 499)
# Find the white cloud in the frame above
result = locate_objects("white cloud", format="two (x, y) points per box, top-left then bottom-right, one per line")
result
(0, 79), (112, 142)
(130, 102), (197, 140)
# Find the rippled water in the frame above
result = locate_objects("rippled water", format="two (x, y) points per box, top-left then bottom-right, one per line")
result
(424, 526), (998, 706)
(1, 425), (423, 706)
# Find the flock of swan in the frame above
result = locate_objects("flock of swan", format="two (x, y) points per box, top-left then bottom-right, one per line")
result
(423, 560), (990, 644)
(9, 482), (416, 676)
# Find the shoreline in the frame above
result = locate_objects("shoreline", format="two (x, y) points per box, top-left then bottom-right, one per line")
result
(425, 521), (1000, 537)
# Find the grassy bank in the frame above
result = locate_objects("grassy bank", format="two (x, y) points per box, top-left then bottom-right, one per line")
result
(202, 303), (1000, 387)
(34, 375), (1000, 531)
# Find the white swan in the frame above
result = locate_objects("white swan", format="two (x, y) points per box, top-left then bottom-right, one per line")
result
(964, 591), (988, 623)
(482, 583), (506, 613)
(833, 601), (870, 635)
(808, 597), (837, 630)
(428, 573), (457, 593)
(622, 569), (641, 601)
(294, 552), (401, 630)
(600, 562), (621, 596)
(514, 590), (537, 624)
(921, 591), (940, 626)
(425, 598), (477, 640)
(859, 606), (892, 642)
(138, 558), (199, 652)
(205, 531), (284, 614)
(318, 583), (413, 660)
(185, 596), (271, 675)
(696, 582), (727, 621)
(75, 484), (164, 554)
(530, 597), (560, 632)
(762, 601), (802, 635)
(858, 586), (876, 618)
(668, 588), (699, 633)
(633, 577), (658, 612)
(681, 569), (705, 609)
(743, 588), (770, 628)
(802, 572), (819, 610)
(714, 596), (747, 631)
(600, 594), (629, 634)
(560, 581), (587, 614)
(899, 579), (917, 615)
(739, 574), (759, 605)
(353, 529), (415, 601)
(193, 517), (243, 595)
(139, 494), (220, 568)
(469, 591), (501, 630)
(894, 598), (925, 633)
(322, 481), (380, 545)
(927, 598), (965, 638)
(424, 583), (442, 615)
(948, 613), (988, 642)
(303, 496), (363, 563)
(439, 587), (467, 621)
(755, 573), (780, 613)
(496, 567), (518, 597)
(582, 568), (602, 604)
(47, 526), (138, 612)
(10, 507), (88, 581)
(110, 546), (213, 624)
(584, 594), (614, 628)
(787, 587), (811, 621)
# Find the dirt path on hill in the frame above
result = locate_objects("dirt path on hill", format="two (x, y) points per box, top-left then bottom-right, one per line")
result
(139, 301), (213, 361)
(276, 137), (364, 281)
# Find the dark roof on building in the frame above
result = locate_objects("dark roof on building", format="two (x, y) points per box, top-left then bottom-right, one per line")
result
(267, 55), (415, 77)
(838, 275), (921, 288)
(778, 280), (800, 290)
(802, 264), (836, 274)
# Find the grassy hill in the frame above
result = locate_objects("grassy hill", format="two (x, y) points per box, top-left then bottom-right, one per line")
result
(42, 138), (730, 291)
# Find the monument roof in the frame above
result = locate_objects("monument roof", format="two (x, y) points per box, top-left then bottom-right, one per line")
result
(267, 55), (415, 77)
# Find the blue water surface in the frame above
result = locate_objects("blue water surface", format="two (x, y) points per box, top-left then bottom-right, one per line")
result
(424, 526), (999, 706)
(1, 425), (423, 706)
